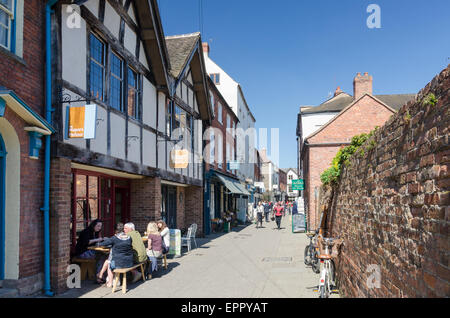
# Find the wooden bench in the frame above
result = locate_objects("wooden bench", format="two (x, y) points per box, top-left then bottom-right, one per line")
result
(71, 257), (96, 281)
(112, 263), (146, 294)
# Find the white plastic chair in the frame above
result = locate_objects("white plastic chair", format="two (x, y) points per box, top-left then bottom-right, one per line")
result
(181, 223), (198, 252)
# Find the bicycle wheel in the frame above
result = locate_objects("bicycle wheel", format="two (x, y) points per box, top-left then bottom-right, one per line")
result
(319, 285), (325, 298)
(304, 245), (312, 265)
(311, 251), (321, 274)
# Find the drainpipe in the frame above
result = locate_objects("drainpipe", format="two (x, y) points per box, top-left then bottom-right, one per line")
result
(42, 0), (59, 297)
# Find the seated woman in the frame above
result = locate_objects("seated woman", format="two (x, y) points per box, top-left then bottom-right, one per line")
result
(97, 223), (124, 286)
(99, 223), (134, 287)
(74, 219), (105, 282)
(156, 220), (170, 255)
(146, 222), (163, 277)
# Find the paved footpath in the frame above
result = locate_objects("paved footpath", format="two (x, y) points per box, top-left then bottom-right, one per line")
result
(56, 216), (339, 298)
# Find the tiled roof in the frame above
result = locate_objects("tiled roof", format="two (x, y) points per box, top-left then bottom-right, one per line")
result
(301, 92), (415, 114)
(165, 33), (200, 79)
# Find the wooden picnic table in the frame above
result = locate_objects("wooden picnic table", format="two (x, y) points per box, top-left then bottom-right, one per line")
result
(87, 246), (111, 253)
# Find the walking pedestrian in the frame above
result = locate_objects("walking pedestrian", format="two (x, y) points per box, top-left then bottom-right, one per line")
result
(273, 203), (284, 230)
(264, 201), (270, 222)
(256, 202), (264, 229)
(292, 201), (298, 215)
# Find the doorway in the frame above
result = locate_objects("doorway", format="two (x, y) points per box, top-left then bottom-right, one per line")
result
(161, 185), (177, 229)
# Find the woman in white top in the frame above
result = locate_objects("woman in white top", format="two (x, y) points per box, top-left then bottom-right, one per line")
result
(157, 220), (170, 254)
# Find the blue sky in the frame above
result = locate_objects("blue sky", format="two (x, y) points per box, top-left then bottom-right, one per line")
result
(158, 0), (450, 169)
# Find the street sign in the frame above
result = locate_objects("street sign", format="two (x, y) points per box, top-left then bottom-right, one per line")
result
(68, 104), (97, 139)
(292, 179), (304, 191)
(170, 149), (189, 169)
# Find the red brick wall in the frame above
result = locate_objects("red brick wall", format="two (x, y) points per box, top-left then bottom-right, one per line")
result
(305, 95), (395, 229)
(49, 157), (72, 294)
(185, 186), (204, 237)
(130, 177), (161, 234)
(323, 66), (450, 297)
(0, 1), (47, 295)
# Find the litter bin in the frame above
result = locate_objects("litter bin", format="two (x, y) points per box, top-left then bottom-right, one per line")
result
(224, 222), (230, 233)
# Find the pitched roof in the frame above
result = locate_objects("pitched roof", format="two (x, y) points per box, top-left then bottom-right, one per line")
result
(300, 92), (415, 115)
(165, 33), (200, 79)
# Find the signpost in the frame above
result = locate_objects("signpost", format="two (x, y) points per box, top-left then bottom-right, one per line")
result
(292, 179), (305, 191)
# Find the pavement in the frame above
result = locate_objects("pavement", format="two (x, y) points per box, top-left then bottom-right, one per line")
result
(52, 215), (340, 298)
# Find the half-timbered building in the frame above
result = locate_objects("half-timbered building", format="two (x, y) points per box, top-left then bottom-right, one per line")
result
(48, 0), (211, 292)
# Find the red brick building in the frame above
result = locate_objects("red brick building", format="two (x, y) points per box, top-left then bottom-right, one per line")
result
(203, 75), (245, 235)
(298, 73), (415, 230)
(0, 1), (55, 295)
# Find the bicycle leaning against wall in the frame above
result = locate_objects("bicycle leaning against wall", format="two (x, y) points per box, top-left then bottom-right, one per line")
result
(304, 229), (320, 274)
(317, 235), (342, 298)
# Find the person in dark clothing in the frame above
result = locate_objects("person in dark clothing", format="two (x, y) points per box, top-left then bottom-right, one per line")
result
(263, 201), (270, 222)
(74, 219), (104, 258)
(99, 226), (134, 286)
(292, 201), (298, 215)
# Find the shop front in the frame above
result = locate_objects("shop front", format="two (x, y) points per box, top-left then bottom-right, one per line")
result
(204, 170), (248, 235)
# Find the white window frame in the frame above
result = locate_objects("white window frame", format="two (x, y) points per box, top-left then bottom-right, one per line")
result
(0, 0), (15, 51)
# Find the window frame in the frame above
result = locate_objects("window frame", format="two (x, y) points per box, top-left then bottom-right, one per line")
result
(89, 32), (106, 102)
(109, 51), (123, 112)
(127, 66), (141, 120)
(0, 0), (15, 52)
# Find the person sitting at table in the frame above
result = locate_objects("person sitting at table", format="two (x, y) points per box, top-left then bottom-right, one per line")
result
(98, 222), (123, 285)
(156, 220), (170, 255)
(146, 222), (163, 278)
(124, 222), (147, 284)
(74, 219), (106, 282)
(99, 222), (134, 287)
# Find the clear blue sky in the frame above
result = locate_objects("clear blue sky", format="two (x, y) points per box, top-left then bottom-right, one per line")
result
(158, 0), (450, 169)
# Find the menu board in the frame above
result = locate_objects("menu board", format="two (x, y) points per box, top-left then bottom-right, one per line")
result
(292, 213), (306, 233)
(169, 229), (181, 258)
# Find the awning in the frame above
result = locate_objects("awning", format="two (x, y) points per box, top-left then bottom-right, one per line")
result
(234, 182), (251, 196)
(0, 88), (55, 135)
(215, 174), (243, 195)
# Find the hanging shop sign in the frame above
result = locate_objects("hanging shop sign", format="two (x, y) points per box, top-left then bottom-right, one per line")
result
(170, 149), (189, 169)
(67, 104), (97, 139)
(292, 179), (305, 191)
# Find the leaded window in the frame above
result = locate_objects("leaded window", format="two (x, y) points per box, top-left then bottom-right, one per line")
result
(89, 33), (105, 101)
(127, 67), (140, 120)
(110, 52), (123, 111)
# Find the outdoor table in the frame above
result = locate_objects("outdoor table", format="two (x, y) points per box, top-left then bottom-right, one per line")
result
(88, 246), (111, 254)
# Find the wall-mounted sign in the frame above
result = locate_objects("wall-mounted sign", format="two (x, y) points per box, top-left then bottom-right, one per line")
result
(170, 149), (189, 169)
(227, 160), (240, 170)
(68, 104), (97, 139)
(292, 179), (305, 191)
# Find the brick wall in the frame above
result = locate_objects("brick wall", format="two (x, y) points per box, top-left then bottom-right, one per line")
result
(322, 65), (450, 297)
(49, 157), (72, 294)
(306, 94), (395, 230)
(130, 177), (161, 234)
(185, 185), (204, 237)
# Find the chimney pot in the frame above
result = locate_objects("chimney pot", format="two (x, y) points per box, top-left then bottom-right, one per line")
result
(202, 42), (210, 56)
(334, 86), (342, 97)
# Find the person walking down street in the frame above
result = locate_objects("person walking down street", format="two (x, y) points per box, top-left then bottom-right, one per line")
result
(264, 201), (270, 222)
(273, 203), (284, 230)
(256, 201), (264, 229)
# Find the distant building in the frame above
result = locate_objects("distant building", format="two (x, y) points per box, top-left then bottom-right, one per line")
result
(282, 168), (300, 200)
(297, 72), (415, 230)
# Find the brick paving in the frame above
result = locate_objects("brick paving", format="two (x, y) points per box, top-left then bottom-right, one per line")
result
(50, 216), (339, 298)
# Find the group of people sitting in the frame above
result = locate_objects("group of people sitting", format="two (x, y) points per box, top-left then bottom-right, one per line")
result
(73, 219), (170, 287)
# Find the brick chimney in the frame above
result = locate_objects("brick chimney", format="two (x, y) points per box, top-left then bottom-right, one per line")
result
(353, 72), (373, 99)
(334, 86), (343, 97)
(202, 42), (210, 57)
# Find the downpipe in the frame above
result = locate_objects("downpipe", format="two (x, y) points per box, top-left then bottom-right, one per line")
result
(42, 0), (59, 297)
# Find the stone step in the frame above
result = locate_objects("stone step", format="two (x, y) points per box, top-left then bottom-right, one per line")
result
(0, 288), (18, 298)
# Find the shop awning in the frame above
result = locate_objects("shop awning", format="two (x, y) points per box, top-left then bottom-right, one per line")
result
(215, 174), (243, 195)
(234, 182), (251, 196)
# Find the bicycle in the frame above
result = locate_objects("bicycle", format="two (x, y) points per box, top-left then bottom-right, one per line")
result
(304, 230), (320, 274)
(317, 236), (339, 298)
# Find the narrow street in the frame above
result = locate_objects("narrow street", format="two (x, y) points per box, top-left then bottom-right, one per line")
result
(57, 217), (337, 298)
